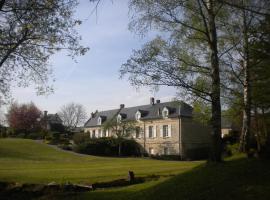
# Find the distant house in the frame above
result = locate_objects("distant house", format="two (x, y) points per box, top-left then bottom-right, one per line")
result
(84, 98), (211, 159)
(41, 111), (64, 132)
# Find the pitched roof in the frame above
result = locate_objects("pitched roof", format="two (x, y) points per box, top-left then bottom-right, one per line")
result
(47, 114), (63, 124)
(84, 101), (192, 128)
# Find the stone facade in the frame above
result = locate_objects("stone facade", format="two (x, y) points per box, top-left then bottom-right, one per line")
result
(84, 98), (211, 159)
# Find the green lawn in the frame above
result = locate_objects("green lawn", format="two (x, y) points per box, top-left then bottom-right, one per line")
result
(1, 138), (270, 200)
(0, 138), (200, 184)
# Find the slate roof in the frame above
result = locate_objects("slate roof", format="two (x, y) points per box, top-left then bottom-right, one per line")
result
(84, 101), (193, 128)
(47, 114), (63, 124)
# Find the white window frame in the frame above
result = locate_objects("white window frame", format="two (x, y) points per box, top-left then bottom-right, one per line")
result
(148, 126), (153, 138)
(163, 125), (169, 137)
(117, 114), (122, 123)
(97, 117), (102, 125)
(135, 111), (141, 121)
(162, 107), (169, 118)
(149, 147), (154, 155)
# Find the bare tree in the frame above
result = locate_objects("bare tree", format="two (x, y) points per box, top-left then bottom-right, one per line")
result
(58, 102), (87, 131)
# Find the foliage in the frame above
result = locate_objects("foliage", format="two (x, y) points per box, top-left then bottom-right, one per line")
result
(58, 102), (87, 131)
(102, 113), (137, 156)
(6, 102), (42, 135)
(73, 132), (89, 145)
(192, 100), (211, 125)
(0, 0), (88, 103)
(121, 0), (232, 161)
(73, 137), (142, 157)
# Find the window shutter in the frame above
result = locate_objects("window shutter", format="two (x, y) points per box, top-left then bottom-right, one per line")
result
(168, 125), (172, 137)
(146, 126), (149, 138)
(153, 125), (157, 138)
(160, 125), (163, 137)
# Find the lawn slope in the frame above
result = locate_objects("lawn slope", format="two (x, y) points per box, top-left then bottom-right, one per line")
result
(0, 138), (200, 184)
(74, 155), (270, 200)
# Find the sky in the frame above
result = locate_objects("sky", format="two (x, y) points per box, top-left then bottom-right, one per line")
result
(2, 1), (177, 117)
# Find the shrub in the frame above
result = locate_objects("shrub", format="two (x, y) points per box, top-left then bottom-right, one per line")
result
(73, 137), (142, 157)
(25, 132), (44, 140)
(225, 143), (240, 157)
(73, 132), (89, 145)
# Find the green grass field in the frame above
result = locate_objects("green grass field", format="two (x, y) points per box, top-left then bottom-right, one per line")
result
(1, 138), (270, 200)
(0, 138), (200, 184)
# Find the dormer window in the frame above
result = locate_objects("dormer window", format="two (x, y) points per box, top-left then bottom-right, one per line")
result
(117, 114), (122, 123)
(135, 111), (141, 121)
(162, 107), (169, 118)
(97, 117), (102, 125)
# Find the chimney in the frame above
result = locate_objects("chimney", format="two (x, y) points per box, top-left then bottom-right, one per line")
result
(91, 112), (95, 118)
(156, 100), (161, 104)
(44, 110), (48, 118)
(120, 104), (125, 109)
(150, 97), (155, 105)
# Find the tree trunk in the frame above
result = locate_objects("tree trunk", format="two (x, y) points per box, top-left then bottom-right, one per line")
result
(239, 2), (251, 153)
(254, 106), (261, 152)
(207, 0), (222, 162)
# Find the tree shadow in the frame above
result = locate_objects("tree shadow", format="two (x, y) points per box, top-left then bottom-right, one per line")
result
(66, 156), (270, 200)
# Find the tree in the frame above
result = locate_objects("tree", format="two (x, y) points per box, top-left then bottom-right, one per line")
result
(120, 0), (226, 162)
(219, 0), (270, 153)
(6, 102), (42, 135)
(102, 114), (136, 156)
(0, 0), (88, 104)
(58, 102), (87, 131)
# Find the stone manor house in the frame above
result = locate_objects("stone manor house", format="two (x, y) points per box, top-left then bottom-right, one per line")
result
(84, 98), (211, 159)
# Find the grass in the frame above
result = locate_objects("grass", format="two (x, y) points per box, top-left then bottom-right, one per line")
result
(68, 155), (270, 200)
(0, 138), (201, 184)
(1, 138), (270, 200)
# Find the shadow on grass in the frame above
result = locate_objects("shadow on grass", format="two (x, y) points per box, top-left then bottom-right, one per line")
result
(64, 156), (270, 200)
(1, 155), (270, 200)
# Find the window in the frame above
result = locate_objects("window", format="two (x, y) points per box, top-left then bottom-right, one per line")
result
(148, 126), (153, 138)
(97, 117), (102, 125)
(101, 130), (106, 137)
(164, 147), (169, 155)
(135, 127), (140, 138)
(149, 147), (154, 155)
(117, 114), (122, 123)
(98, 129), (101, 138)
(163, 125), (168, 137)
(162, 107), (169, 118)
(92, 130), (96, 138)
(135, 111), (141, 121)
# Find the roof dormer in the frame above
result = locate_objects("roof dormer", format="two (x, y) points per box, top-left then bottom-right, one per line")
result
(97, 116), (107, 125)
(162, 107), (169, 118)
(135, 110), (141, 121)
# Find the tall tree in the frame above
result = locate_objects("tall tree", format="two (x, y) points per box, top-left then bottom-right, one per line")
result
(58, 102), (87, 131)
(220, 0), (270, 152)
(0, 0), (88, 104)
(120, 0), (226, 161)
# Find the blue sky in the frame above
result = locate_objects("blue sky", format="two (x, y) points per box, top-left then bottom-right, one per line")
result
(6, 1), (177, 116)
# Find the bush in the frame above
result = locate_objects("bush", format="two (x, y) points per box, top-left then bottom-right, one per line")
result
(73, 137), (142, 157)
(25, 132), (44, 140)
(73, 132), (89, 145)
(225, 143), (240, 157)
